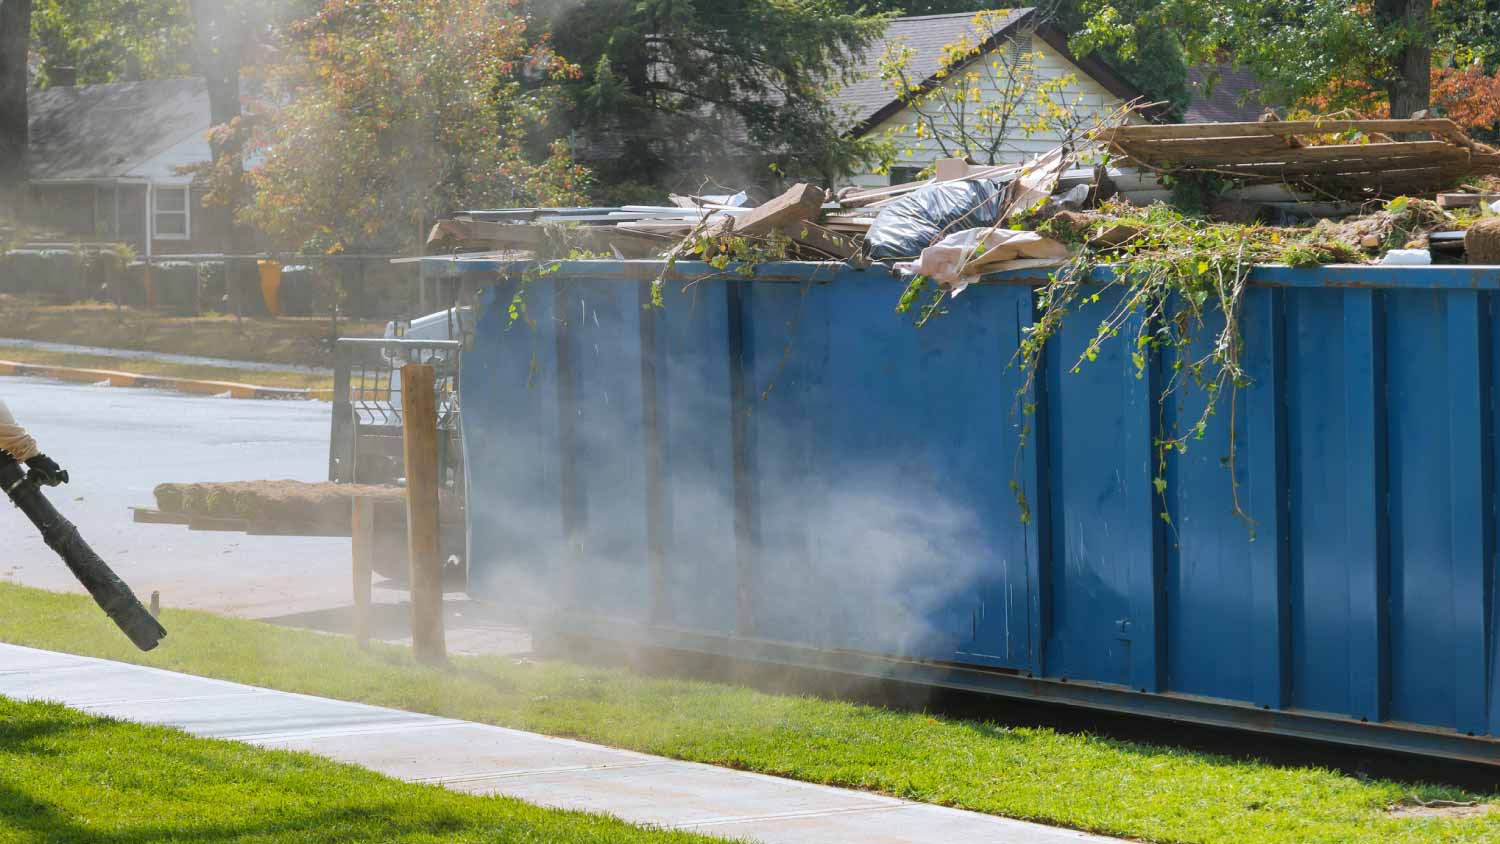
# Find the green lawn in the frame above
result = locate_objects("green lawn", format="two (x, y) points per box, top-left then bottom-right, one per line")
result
(0, 346), (334, 393)
(0, 695), (721, 844)
(1, 582), (1495, 844)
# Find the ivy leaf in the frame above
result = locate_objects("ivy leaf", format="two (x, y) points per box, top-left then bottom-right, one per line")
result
(1153, 477), (1168, 495)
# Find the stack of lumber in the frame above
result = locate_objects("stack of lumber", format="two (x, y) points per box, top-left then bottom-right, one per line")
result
(1095, 119), (1500, 196)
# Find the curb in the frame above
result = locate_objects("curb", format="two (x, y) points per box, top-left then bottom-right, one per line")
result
(0, 359), (333, 401)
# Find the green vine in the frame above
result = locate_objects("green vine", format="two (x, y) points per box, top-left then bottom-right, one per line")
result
(997, 197), (1448, 530)
(654, 225), (796, 295)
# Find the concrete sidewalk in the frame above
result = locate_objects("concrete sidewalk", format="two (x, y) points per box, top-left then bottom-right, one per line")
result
(0, 643), (1118, 844)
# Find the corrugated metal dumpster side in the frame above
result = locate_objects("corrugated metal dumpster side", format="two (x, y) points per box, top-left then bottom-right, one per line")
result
(456, 259), (1500, 762)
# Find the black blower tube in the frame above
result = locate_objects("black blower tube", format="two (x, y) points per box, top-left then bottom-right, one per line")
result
(0, 456), (166, 651)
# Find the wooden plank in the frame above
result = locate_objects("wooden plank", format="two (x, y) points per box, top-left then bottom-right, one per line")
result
(732, 183), (828, 237)
(427, 219), (542, 249)
(243, 521), (351, 538)
(1133, 136), (1299, 158)
(1438, 193), (1500, 209)
(186, 514), (252, 532)
(935, 158), (974, 181)
(1098, 118), (1467, 142)
(401, 363), (447, 665)
(352, 496), (375, 649)
(838, 179), (933, 206)
(133, 506), (353, 537)
(781, 221), (858, 260)
(1181, 159), (1453, 178)
(131, 507), (193, 527)
(1140, 140), (1459, 167)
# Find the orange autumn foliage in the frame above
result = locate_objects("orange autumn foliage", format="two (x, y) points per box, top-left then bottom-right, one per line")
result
(1302, 65), (1500, 132)
(1432, 65), (1500, 130)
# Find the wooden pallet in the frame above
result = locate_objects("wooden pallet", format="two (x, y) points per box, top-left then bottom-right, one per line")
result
(1095, 119), (1500, 195)
(131, 507), (351, 538)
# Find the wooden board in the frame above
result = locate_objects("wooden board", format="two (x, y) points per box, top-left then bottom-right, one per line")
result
(1097, 118), (1500, 194)
(1438, 193), (1500, 209)
(781, 221), (859, 260)
(131, 507), (351, 538)
(732, 183), (828, 237)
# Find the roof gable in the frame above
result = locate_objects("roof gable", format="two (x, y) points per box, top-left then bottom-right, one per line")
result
(27, 79), (211, 182)
(843, 8), (1157, 136)
(840, 9), (1032, 129)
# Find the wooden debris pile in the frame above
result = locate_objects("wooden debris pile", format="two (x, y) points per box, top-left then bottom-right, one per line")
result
(1095, 119), (1500, 197)
(426, 156), (1081, 265)
(423, 119), (1500, 271)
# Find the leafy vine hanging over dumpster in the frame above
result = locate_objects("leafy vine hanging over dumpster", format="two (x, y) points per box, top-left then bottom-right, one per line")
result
(906, 196), (1456, 529)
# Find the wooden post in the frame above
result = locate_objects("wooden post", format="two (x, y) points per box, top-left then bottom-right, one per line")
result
(351, 496), (374, 648)
(400, 363), (446, 664)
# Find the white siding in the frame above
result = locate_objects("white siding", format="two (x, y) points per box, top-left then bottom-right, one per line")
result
(845, 38), (1137, 188)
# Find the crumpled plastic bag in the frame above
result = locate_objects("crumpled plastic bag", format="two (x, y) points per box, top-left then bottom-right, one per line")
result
(0, 400), (39, 461)
(867, 148), (1070, 263)
(894, 228), (1070, 296)
(866, 179), (1008, 262)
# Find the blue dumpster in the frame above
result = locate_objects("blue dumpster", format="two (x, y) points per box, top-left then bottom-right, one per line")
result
(447, 257), (1500, 765)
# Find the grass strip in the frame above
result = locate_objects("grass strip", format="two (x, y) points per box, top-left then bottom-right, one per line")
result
(0, 296), (383, 369)
(0, 347), (333, 393)
(0, 582), (1495, 844)
(0, 695), (722, 844)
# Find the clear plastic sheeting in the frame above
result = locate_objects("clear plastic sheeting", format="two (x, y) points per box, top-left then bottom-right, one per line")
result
(0, 400), (40, 462)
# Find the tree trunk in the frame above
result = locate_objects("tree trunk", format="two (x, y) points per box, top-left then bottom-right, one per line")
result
(189, 0), (256, 315)
(0, 0), (32, 218)
(1376, 0), (1432, 119)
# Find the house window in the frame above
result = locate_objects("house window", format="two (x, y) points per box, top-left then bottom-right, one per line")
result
(890, 166), (926, 186)
(152, 185), (190, 240)
(94, 186), (118, 238)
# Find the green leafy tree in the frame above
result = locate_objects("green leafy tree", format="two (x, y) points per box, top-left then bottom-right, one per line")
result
(28, 0), (193, 85)
(1075, 0), (1441, 118)
(241, 0), (587, 254)
(536, 0), (891, 202)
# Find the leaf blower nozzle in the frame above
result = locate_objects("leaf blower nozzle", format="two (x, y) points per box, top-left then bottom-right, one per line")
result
(1, 456), (166, 651)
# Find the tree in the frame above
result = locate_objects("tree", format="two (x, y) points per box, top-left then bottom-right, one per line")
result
(187, 0), (257, 309)
(536, 0), (890, 202)
(28, 0), (192, 85)
(878, 11), (1103, 167)
(1075, 0), (1443, 118)
(241, 0), (586, 255)
(0, 0), (29, 215)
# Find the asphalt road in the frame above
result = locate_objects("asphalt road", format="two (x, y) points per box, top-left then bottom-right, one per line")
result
(0, 378), (354, 619)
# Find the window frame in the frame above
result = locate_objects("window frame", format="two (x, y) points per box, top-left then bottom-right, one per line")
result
(94, 184), (119, 239)
(150, 183), (191, 241)
(889, 166), (926, 186)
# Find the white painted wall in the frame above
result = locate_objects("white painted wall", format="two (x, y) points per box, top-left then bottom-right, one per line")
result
(845, 36), (1137, 188)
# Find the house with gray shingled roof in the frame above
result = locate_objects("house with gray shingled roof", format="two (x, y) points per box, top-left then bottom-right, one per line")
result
(840, 8), (1155, 188)
(24, 78), (227, 256)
